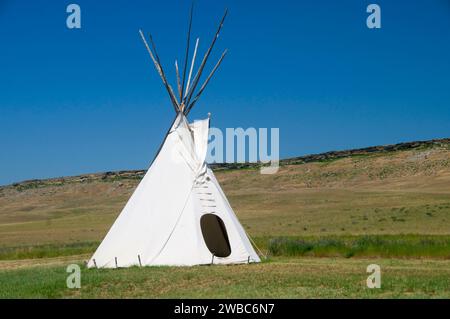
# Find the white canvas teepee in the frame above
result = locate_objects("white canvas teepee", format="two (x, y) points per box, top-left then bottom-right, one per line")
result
(88, 6), (260, 268)
(88, 114), (260, 268)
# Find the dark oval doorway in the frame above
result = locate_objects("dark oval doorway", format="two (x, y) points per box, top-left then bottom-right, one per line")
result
(200, 214), (231, 257)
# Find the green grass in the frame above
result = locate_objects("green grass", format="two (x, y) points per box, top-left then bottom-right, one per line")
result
(1, 257), (450, 298)
(0, 242), (99, 260)
(267, 235), (450, 259)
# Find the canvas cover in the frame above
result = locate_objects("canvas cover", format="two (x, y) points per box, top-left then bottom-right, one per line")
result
(88, 113), (260, 268)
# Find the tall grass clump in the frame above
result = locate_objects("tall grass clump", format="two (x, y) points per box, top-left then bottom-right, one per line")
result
(268, 238), (314, 256)
(0, 241), (98, 260)
(267, 235), (450, 259)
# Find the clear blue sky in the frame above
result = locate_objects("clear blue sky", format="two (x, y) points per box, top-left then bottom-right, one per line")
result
(0, 0), (449, 185)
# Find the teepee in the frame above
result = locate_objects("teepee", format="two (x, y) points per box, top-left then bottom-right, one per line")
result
(88, 6), (260, 268)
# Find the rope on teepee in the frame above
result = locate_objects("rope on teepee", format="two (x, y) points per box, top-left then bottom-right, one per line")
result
(247, 232), (268, 260)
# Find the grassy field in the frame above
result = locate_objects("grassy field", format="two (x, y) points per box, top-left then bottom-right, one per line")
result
(1, 255), (450, 298)
(0, 141), (449, 298)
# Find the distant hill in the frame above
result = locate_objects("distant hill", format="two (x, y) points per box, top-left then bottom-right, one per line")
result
(3, 137), (449, 189)
(1, 136), (449, 249)
(211, 137), (450, 169)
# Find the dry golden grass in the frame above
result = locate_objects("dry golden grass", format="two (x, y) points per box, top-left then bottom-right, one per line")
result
(0, 145), (449, 248)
